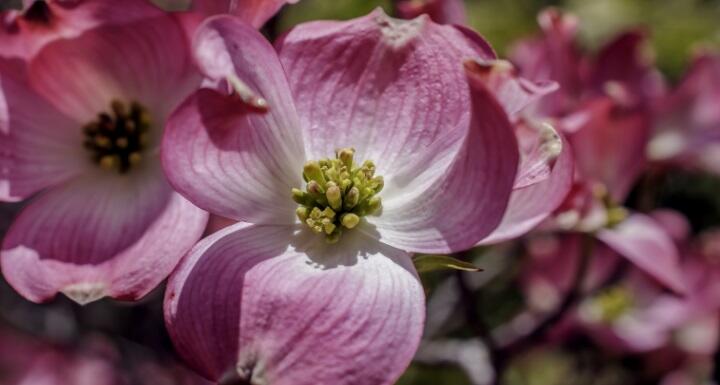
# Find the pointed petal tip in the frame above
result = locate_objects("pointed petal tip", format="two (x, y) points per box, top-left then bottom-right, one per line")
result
(61, 282), (107, 306)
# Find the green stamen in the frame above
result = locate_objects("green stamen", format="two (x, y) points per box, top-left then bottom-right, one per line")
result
(293, 148), (383, 243)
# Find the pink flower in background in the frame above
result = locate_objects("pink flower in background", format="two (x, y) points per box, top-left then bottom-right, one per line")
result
(190, 0), (299, 28)
(0, 0), (164, 60)
(650, 53), (720, 174)
(395, 0), (466, 25)
(161, 10), (529, 384)
(0, 6), (208, 305)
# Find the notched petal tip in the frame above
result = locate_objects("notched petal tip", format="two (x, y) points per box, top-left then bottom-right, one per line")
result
(372, 7), (428, 49)
(61, 282), (107, 306)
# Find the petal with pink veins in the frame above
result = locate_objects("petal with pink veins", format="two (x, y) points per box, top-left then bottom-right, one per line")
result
(191, 0), (299, 28)
(366, 60), (519, 253)
(0, 57), (90, 202)
(478, 121), (574, 245)
(165, 222), (424, 385)
(597, 213), (686, 294)
(28, 12), (199, 125)
(278, 9), (495, 182)
(1, 165), (208, 304)
(162, 16), (304, 225)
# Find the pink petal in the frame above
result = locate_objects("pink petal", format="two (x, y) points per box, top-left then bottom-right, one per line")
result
(0, 57), (89, 201)
(509, 8), (583, 116)
(0, 0), (165, 60)
(28, 12), (199, 123)
(162, 16), (304, 225)
(277, 9), (494, 182)
(395, 0), (467, 25)
(590, 30), (665, 104)
(567, 98), (650, 202)
(191, 0), (299, 28)
(1, 166), (208, 304)
(597, 213), (686, 294)
(165, 223), (424, 385)
(368, 60), (519, 253)
(463, 60), (558, 120)
(478, 122), (574, 245)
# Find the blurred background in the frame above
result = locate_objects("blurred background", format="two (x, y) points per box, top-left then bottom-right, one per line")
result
(3, 0), (720, 384)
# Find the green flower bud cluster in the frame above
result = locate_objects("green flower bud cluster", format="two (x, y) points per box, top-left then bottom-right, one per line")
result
(292, 148), (384, 243)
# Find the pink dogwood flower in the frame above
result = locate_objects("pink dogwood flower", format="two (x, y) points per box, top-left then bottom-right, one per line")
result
(511, 8), (684, 293)
(0, 5), (208, 304)
(161, 10), (529, 384)
(0, 0), (165, 60)
(190, 0), (299, 28)
(649, 52), (720, 174)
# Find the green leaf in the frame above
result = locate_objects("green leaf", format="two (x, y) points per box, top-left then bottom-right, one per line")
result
(413, 254), (482, 274)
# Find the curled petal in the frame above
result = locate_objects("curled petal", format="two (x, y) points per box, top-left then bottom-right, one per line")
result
(368, 60), (519, 253)
(478, 121), (574, 245)
(395, 0), (466, 25)
(165, 223), (424, 385)
(1, 166), (208, 304)
(0, 57), (89, 202)
(163, 17), (304, 224)
(191, 0), (299, 28)
(597, 213), (686, 294)
(464, 59), (558, 120)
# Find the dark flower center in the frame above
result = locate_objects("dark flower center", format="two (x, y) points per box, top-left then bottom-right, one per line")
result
(82, 100), (151, 174)
(23, 1), (52, 25)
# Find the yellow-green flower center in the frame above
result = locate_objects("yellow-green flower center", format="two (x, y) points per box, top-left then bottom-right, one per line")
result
(82, 100), (151, 174)
(593, 286), (634, 323)
(292, 148), (383, 243)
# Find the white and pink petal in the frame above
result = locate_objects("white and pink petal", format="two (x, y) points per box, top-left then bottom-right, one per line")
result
(165, 223), (424, 385)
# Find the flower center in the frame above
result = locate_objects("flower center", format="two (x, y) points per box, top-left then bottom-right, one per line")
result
(82, 100), (151, 174)
(592, 286), (634, 323)
(292, 148), (383, 243)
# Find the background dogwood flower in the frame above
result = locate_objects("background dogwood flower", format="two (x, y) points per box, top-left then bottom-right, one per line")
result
(0, 5), (208, 305)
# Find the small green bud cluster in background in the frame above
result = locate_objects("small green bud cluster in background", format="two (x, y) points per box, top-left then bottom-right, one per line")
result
(292, 148), (384, 243)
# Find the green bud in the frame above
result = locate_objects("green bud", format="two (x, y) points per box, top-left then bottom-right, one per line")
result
(326, 184), (342, 211)
(296, 206), (308, 222)
(344, 187), (360, 210)
(303, 161), (326, 185)
(338, 148), (355, 170)
(341, 213), (360, 229)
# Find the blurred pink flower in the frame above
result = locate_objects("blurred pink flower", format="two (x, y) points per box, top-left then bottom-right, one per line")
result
(0, 7), (208, 305)
(650, 53), (720, 174)
(395, 0), (466, 25)
(161, 10), (526, 385)
(190, 0), (299, 28)
(0, 0), (166, 60)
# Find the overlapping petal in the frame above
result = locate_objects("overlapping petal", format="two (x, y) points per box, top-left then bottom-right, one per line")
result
(368, 61), (519, 253)
(1, 165), (208, 304)
(479, 123), (574, 245)
(568, 98), (650, 202)
(597, 213), (686, 294)
(0, 0), (164, 60)
(165, 223), (424, 385)
(28, 12), (198, 125)
(0, 58), (91, 202)
(191, 0), (299, 28)
(162, 16), (304, 224)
